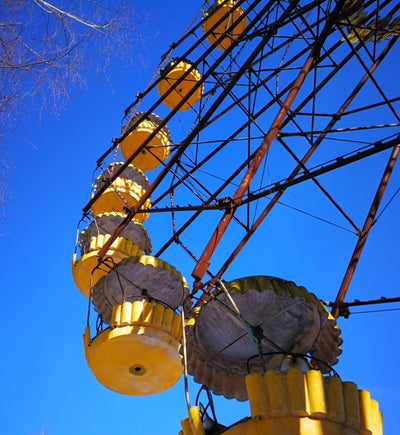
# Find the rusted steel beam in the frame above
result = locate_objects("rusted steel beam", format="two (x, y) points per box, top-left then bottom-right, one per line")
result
(240, 136), (400, 205)
(217, 38), (400, 273)
(94, 0), (258, 168)
(150, 4), (367, 212)
(151, 45), (314, 211)
(145, 137), (400, 215)
(277, 136), (361, 233)
(194, 39), (399, 303)
(154, 17), (378, 253)
(191, 56), (316, 281)
(331, 144), (400, 319)
(324, 296), (400, 318)
(83, 0), (266, 216)
(96, 0), (296, 259)
(325, 296), (400, 308)
(191, 0), (350, 283)
(155, 43), (364, 257)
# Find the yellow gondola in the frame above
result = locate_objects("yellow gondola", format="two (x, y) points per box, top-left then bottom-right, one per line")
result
(185, 276), (342, 401)
(202, 0), (247, 50)
(179, 369), (383, 434)
(71, 235), (142, 298)
(79, 212), (152, 256)
(157, 60), (203, 111)
(90, 163), (151, 219)
(91, 255), (190, 324)
(94, 162), (149, 191)
(119, 112), (171, 171)
(84, 300), (183, 395)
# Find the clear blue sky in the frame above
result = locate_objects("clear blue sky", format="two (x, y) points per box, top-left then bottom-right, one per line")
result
(1, 1), (400, 434)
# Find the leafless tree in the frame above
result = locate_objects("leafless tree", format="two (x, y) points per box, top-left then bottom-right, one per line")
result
(0, 0), (144, 223)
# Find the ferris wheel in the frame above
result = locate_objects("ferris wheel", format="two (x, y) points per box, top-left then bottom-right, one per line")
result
(72, 1), (400, 433)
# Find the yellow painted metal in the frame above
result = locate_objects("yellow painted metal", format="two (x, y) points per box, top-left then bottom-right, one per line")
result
(305, 369), (327, 418)
(120, 115), (170, 171)
(95, 162), (149, 191)
(246, 373), (270, 417)
(90, 176), (151, 219)
(180, 407), (206, 435)
(71, 235), (142, 298)
(226, 276), (324, 308)
(359, 390), (373, 433)
(84, 300), (183, 396)
(180, 418), (192, 435)
(341, 6), (398, 44)
(368, 399), (383, 435)
(265, 370), (289, 416)
(286, 366), (308, 417)
(325, 375), (345, 423)
(343, 382), (361, 430)
(157, 60), (202, 111)
(188, 407), (206, 435)
(202, 0), (247, 50)
(216, 415), (362, 434)
(217, 368), (383, 434)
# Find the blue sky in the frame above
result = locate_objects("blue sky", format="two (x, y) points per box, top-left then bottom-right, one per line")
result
(1, 1), (400, 434)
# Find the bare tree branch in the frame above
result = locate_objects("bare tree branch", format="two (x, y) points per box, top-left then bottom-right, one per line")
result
(0, 0), (144, 223)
